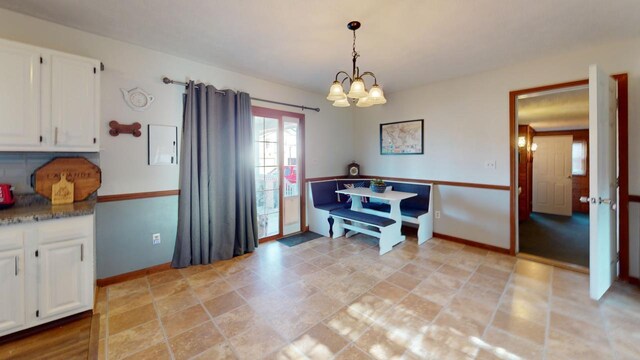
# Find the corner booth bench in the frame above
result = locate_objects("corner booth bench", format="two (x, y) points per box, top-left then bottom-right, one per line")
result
(308, 179), (434, 248)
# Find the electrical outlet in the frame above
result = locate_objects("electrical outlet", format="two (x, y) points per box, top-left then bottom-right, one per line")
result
(152, 233), (161, 245)
(484, 160), (497, 170)
(435, 211), (441, 219)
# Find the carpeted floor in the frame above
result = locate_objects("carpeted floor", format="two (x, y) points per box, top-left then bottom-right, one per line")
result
(519, 212), (589, 267)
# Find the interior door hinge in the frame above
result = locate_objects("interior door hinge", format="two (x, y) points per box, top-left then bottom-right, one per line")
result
(100, 62), (105, 71)
(40, 57), (43, 64)
(35, 250), (39, 257)
(93, 137), (96, 144)
(36, 310), (39, 317)
(93, 67), (97, 74)
(39, 135), (43, 143)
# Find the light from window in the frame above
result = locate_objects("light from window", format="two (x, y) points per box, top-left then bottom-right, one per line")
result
(572, 140), (587, 175)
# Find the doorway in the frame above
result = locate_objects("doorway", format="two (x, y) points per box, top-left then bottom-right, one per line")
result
(509, 74), (630, 281)
(252, 106), (305, 242)
(516, 85), (590, 267)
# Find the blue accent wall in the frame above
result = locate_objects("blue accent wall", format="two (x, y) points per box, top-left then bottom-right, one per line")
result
(96, 196), (178, 278)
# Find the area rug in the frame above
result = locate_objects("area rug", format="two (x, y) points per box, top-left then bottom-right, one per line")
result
(277, 231), (323, 247)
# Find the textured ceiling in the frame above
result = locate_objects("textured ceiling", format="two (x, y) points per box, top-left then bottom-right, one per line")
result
(518, 86), (589, 131)
(0, 0), (639, 94)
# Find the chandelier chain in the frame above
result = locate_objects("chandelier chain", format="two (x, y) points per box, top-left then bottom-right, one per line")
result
(352, 29), (360, 64)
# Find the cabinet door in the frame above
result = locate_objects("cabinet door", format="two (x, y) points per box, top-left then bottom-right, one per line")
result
(0, 41), (41, 147)
(51, 54), (97, 149)
(0, 243), (26, 334)
(38, 238), (89, 319)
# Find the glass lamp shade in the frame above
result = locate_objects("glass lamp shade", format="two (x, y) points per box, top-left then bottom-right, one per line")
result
(347, 78), (368, 99)
(333, 97), (350, 107)
(518, 136), (526, 148)
(356, 96), (373, 107)
(326, 81), (346, 101)
(367, 85), (387, 104)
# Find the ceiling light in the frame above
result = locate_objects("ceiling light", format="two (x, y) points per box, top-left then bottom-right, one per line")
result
(518, 136), (526, 148)
(327, 21), (385, 108)
(333, 97), (351, 107)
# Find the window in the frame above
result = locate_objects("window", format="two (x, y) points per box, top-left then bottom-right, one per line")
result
(572, 140), (587, 175)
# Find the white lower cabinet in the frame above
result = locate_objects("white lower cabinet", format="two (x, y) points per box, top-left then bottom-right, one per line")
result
(0, 215), (94, 337)
(0, 229), (26, 334)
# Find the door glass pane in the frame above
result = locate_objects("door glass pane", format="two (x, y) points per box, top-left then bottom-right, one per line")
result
(254, 115), (280, 239)
(283, 117), (300, 235)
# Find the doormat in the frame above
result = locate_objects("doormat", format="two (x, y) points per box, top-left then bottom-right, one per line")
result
(277, 231), (324, 247)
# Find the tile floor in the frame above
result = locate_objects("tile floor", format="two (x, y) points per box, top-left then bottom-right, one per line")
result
(95, 235), (640, 360)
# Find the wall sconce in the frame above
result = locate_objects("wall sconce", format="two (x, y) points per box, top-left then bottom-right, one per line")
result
(518, 136), (526, 148)
(531, 143), (538, 152)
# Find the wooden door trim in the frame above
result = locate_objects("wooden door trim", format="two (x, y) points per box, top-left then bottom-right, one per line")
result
(508, 74), (630, 280)
(252, 106), (306, 241)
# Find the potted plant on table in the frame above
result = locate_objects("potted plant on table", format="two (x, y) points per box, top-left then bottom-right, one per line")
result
(370, 178), (387, 193)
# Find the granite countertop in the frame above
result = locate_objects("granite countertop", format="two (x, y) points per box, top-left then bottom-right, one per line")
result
(0, 194), (96, 226)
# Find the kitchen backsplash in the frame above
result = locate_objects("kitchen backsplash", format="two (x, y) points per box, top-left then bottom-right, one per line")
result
(0, 153), (100, 194)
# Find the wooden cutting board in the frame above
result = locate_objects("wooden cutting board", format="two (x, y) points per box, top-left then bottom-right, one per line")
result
(32, 157), (102, 202)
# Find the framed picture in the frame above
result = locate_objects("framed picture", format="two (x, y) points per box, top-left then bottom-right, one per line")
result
(380, 119), (424, 155)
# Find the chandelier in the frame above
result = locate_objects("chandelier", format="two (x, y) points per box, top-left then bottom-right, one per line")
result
(326, 21), (387, 108)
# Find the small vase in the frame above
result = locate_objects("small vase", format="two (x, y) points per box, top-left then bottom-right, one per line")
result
(370, 184), (386, 193)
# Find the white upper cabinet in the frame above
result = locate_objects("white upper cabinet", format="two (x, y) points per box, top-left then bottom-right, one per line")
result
(51, 54), (99, 150)
(0, 41), (41, 147)
(0, 38), (100, 152)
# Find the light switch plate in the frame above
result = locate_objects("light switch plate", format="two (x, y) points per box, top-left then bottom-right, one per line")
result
(152, 233), (161, 245)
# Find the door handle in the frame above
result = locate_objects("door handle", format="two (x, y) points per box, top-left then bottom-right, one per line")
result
(54, 127), (58, 145)
(580, 196), (595, 204)
(14, 256), (18, 276)
(80, 244), (84, 262)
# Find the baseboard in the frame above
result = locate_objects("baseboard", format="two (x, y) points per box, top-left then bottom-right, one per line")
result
(96, 262), (172, 287)
(629, 276), (640, 286)
(432, 232), (510, 254)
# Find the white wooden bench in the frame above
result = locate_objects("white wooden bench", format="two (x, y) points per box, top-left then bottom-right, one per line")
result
(330, 208), (400, 255)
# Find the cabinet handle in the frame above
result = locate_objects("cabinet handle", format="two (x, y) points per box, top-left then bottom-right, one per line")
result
(54, 127), (58, 145)
(14, 256), (18, 276)
(81, 244), (84, 262)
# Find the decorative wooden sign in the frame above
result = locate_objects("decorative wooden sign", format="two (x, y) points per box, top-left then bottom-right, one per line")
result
(109, 120), (142, 137)
(51, 172), (74, 205)
(32, 157), (102, 201)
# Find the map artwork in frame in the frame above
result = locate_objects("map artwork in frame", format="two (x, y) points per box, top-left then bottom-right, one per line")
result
(380, 119), (424, 155)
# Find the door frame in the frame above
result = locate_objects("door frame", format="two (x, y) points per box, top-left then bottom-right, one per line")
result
(508, 74), (629, 280)
(252, 106), (306, 243)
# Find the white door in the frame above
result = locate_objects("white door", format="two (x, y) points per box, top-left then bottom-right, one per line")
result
(51, 54), (97, 148)
(588, 65), (618, 300)
(0, 41), (41, 147)
(38, 238), (88, 319)
(0, 248), (26, 333)
(532, 135), (573, 216)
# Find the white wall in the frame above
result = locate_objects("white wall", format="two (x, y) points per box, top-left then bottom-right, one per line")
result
(0, 8), (354, 196)
(354, 37), (640, 276)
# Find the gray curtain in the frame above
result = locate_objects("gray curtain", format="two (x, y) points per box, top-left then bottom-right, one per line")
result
(172, 81), (258, 268)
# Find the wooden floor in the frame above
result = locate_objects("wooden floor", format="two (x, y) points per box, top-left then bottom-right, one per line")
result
(0, 313), (99, 360)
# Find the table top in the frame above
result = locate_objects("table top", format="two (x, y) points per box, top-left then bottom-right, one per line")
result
(336, 187), (417, 201)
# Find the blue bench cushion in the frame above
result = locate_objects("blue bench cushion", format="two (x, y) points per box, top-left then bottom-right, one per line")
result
(315, 202), (348, 211)
(336, 180), (370, 203)
(330, 208), (396, 227)
(362, 203), (428, 217)
(310, 181), (340, 206)
(386, 182), (431, 212)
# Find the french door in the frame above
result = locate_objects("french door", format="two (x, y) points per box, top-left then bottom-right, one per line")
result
(252, 106), (305, 241)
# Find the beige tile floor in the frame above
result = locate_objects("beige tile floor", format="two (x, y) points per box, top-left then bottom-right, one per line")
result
(95, 235), (640, 360)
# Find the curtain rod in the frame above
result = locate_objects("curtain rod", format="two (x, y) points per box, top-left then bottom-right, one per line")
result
(162, 77), (320, 112)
